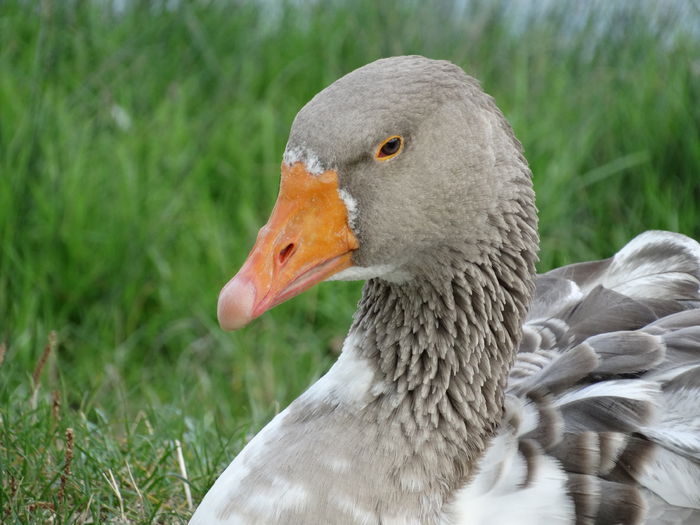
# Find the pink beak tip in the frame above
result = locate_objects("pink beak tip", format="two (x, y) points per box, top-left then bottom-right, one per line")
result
(217, 276), (256, 331)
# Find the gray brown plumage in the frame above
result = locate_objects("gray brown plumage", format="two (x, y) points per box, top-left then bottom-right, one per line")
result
(191, 56), (700, 524)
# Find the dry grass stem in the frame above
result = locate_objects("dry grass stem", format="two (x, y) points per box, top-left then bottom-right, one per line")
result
(51, 390), (61, 421)
(30, 331), (57, 409)
(175, 439), (193, 511)
(79, 494), (94, 524)
(134, 410), (155, 436)
(125, 460), (144, 513)
(27, 501), (55, 512)
(57, 428), (74, 504)
(103, 468), (125, 521)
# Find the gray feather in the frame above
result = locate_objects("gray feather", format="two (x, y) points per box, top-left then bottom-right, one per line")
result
(594, 480), (645, 525)
(562, 286), (659, 344)
(521, 396), (564, 448)
(586, 331), (665, 376)
(598, 432), (628, 475)
(566, 473), (601, 525)
(550, 432), (601, 476)
(560, 395), (657, 434)
(510, 344), (599, 397)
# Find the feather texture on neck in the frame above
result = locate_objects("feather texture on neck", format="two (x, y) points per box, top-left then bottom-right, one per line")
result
(348, 195), (538, 495)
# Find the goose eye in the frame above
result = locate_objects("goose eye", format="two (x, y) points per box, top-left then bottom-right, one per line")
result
(375, 136), (403, 160)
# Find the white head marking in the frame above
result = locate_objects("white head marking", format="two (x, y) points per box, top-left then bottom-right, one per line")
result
(338, 188), (358, 230)
(283, 146), (327, 175)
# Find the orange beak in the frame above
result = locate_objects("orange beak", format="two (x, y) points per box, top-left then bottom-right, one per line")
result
(217, 162), (359, 330)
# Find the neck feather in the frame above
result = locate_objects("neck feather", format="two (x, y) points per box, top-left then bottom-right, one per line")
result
(350, 205), (538, 494)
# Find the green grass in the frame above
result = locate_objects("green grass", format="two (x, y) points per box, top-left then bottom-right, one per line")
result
(1, 0), (699, 522)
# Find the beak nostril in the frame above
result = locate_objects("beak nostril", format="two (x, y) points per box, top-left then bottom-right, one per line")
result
(278, 243), (296, 266)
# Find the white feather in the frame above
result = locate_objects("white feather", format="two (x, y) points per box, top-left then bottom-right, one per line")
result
(636, 447), (700, 507)
(444, 433), (574, 525)
(328, 264), (411, 283)
(554, 379), (661, 407)
(189, 408), (290, 523)
(590, 231), (700, 298)
(304, 332), (382, 405)
(282, 146), (327, 175)
(338, 188), (359, 229)
(190, 334), (377, 523)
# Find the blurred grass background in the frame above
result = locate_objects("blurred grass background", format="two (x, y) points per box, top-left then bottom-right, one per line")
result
(1, 0), (699, 522)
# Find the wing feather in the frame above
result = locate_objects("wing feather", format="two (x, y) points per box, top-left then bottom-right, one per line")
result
(450, 231), (700, 524)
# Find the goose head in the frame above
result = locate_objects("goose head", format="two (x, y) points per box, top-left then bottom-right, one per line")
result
(218, 56), (537, 330)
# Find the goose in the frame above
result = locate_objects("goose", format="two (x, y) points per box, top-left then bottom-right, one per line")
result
(190, 56), (700, 524)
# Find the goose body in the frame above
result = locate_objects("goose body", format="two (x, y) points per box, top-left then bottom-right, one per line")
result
(190, 57), (700, 524)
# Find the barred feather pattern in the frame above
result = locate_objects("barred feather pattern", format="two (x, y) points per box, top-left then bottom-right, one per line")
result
(448, 231), (700, 524)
